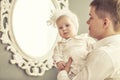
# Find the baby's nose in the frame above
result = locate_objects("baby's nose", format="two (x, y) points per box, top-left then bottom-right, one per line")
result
(62, 26), (67, 30)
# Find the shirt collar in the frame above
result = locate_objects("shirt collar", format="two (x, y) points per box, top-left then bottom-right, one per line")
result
(94, 34), (120, 48)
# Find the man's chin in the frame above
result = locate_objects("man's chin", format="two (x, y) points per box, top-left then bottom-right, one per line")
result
(88, 33), (92, 37)
(89, 33), (95, 38)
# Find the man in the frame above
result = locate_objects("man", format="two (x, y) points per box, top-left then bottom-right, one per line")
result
(66, 0), (120, 80)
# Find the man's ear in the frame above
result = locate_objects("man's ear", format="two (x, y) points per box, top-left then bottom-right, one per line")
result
(103, 18), (110, 28)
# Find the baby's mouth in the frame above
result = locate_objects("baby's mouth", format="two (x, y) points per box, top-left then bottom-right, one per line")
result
(64, 32), (68, 35)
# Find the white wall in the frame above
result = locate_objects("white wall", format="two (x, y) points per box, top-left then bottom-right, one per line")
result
(69, 0), (91, 34)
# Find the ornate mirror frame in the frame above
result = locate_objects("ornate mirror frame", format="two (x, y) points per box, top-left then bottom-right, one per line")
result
(0, 0), (68, 76)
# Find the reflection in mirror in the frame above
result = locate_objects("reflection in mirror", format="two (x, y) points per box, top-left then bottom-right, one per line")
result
(12, 0), (57, 58)
(0, 0), (69, 76)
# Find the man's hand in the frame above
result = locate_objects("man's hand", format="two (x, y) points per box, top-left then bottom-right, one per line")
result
(64, 57), (73, 73)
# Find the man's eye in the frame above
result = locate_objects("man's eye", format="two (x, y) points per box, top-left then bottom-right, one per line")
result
(89, 17), (93, 20)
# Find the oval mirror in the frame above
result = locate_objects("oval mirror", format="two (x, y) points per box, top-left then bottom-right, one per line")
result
(0, 0), (69, 76)
(12, 0), (57, 59)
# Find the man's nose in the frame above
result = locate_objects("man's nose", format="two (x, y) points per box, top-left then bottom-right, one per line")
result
(86, 19), (90, 24)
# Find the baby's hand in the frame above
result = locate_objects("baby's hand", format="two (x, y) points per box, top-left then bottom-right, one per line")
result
(56, 61), (66, 70)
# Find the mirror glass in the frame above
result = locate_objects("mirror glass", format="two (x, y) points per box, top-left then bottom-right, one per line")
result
(12, 0), (58, 58)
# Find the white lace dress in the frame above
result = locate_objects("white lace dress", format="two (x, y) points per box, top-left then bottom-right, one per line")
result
(53, 33), (96, 80)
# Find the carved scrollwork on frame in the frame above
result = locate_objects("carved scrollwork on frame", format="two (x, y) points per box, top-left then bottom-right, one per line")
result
(0, 0), (69, 76)
(52, 0), (69, 9)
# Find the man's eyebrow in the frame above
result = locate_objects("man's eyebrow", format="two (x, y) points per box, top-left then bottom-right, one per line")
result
(89, 13), (91, 16)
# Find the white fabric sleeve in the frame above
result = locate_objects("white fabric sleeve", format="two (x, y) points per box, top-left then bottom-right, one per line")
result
(52, 44), (64, 67)
(57, 70), (70, 80)
(73, 49), (113, 80)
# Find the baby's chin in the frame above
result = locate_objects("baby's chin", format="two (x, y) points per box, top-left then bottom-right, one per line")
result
(64, 37), (70, 40)
(63, 35), (70, 39)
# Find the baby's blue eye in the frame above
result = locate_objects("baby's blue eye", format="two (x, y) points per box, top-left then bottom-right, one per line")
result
(59, 27), (63, 29)
(66, 24), (69, 27)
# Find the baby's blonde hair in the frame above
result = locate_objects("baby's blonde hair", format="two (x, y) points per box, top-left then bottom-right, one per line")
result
(50, 9), (79, 33)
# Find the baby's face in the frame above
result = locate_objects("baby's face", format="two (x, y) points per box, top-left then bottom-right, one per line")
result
(56, 16), (77, 39)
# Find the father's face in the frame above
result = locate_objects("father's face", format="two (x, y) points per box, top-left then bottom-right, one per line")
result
(87, 6), (105, 40)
